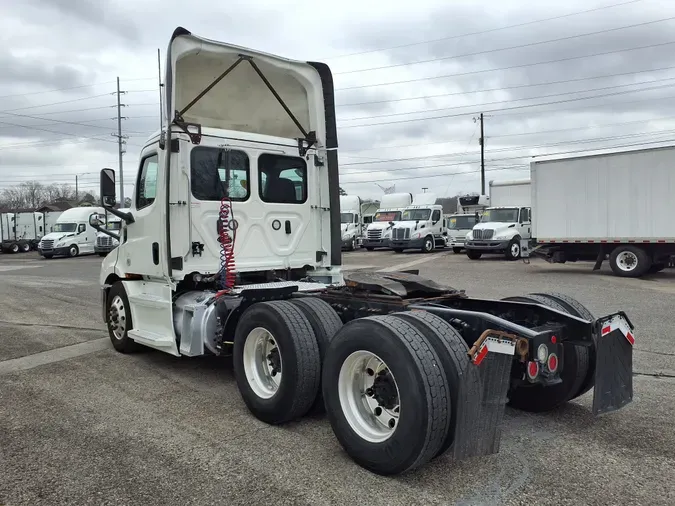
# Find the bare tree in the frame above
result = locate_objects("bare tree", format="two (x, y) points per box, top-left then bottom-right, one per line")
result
(20, 181), (45, 208)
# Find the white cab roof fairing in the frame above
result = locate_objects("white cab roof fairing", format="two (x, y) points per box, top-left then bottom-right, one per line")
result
(164, 27), (336, 149)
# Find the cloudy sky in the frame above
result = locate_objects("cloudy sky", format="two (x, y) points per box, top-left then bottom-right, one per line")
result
(1, 0), (674, 202)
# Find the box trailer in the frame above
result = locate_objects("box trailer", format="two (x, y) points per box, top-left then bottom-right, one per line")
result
(489, 179), (531, 207)
(523, 145), (675, 277)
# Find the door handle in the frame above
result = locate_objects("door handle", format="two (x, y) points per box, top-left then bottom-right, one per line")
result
(152, 242), (159, 265)
(285, 220), (291, 234)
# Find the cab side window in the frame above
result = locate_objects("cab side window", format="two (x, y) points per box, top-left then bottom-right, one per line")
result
(432, 210), (441, 222)
(78, 224), (86, 233)
(520, 208), (531, 223)
(137, 154), (158, 210)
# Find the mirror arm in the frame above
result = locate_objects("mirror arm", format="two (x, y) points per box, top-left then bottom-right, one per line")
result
(92, 222), (120, 241)
(103, 204), (135, 224)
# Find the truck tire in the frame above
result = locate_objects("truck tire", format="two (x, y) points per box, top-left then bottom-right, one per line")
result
(233, 301), (321, 425)
(466, 250), (482, 260)
(422, 236), (434, 253)
(106, 282), (140, 353)
(98, 252), (107, 257)
(10, 243), (19, 254)
(20, 241), (30, 253)
(530, 292), (596, 400)
(366, 247), (375, 251)
(290, 297), (343, 413)
(322, 315), (450, 475)
(68, 245), (79, 257)
(391, 311), (468, 458)
(42, 254), (53, 259)
(393, 248), (404, 253)
(609, 245), (651, 277)
(504, 236), (521, 261)
(501, 294), (590, 412)
(452, 247), (462, 254)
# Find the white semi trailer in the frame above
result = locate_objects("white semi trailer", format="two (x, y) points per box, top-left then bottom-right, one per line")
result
(523, 146), (675, 277)
(92, 27), (635, 477)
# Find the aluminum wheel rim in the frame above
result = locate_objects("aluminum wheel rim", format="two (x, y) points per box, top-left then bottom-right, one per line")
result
(11, 244), (18, 253)
(109, 295), (127, 340)
(242, 327), (282, 399)
(338, 351), (400, 443)
(425, 238), (433, 251)
(511, 242), (520, 257)
(70, 246), (77, 256)
(616, 251), (638, 271)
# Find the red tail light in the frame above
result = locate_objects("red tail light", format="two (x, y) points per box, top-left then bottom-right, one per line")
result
(547, 353), (558, 373)
(527, 361), (539, 380)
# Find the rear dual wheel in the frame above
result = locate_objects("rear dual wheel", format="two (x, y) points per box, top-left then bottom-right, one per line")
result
(322, 312), (468, 475)
(502, 292), (594, 412)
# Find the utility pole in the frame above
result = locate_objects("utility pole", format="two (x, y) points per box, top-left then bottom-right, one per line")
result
(75, 175), (78, 202)
(479, 112), (485, 195)
(115, 77), (126, 206)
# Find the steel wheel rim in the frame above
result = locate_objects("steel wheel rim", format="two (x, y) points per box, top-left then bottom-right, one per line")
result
(243, 327), (282, 399)
(511, 242), (520, 257)
(109, 295), (127, 340)
(617, 251), (638, 271)
(425, 238), (433, 251)
(11, 244), (18, 253)
(338, 350), (400, 443)
(70, 246), (77, 256)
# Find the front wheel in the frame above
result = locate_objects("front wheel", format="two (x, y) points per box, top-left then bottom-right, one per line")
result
(68, 245), (79, 257)
(98, 252), (107, 257)
(505, 236), (521, 260)
(106, 282), (139, 353)
(466, 249), (482, 260)
(393, 248), (404, 253)
(452, 247), (462, 254)
(421, 236), (434, 253)
(365, 247), (375, 251)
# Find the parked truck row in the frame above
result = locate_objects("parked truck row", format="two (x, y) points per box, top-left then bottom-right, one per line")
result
(0, 210), (62, 253)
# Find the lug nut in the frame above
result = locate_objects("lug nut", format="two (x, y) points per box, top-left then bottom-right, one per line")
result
(366, 368), (374, 376)
(388, 419), (396, 429)
(366, 388), (374, 396)
(374, 407), (382, 416)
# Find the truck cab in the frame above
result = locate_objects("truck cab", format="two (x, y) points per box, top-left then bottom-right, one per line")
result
(95, 209), (128, 257)
(339, 195), (362, 251)
(38, 207), (105, 258)
(390, 197), (447, 253)
(362, 192), (412, 251)
(447, 213), (479, 253)
(465, 206), (532, 260)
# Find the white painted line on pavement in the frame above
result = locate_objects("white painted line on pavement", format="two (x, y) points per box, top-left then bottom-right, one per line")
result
(0, 265), (44, 272)
(0, 338), (110, 375)
(376, 251), (449, 272)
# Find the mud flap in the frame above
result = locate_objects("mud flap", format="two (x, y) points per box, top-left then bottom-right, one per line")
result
(592, 312), (634, 415)
(452, 334), (516, 460)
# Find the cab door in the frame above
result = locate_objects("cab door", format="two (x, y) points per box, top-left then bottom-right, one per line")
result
(518, 207), (532, 239)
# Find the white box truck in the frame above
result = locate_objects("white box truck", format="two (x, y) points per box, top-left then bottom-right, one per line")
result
(362, 192), (413, 250)
(390, 193), (448, 253)
(448, 194), (490, 253)
(91, 26), (635, 477)
(37, 206), (105, 258)
(523, 146), (675, 277)
(465, 179), (532, 260)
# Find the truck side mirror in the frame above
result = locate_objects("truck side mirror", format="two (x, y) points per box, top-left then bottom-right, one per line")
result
(100, 168), (116, 207)
(89, 214), (104, 228)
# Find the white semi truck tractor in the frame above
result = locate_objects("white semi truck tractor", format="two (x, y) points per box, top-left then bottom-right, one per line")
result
(389, 193), (448, 253)
(362, 192), (413, 250)
(339, 195), (363, 251)
(95, 209), (129, 256)
(92, 27), (635, 476)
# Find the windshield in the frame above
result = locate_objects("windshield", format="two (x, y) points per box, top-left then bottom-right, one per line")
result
(401, 209), (431, 221)
(447, 215), (477, 230)
(374, 211), (401, 222)
(482, 208), (519, 223)
(52, 223), (76, 233)
(106, 221), (122, 231)
(340, 213), (355, 224)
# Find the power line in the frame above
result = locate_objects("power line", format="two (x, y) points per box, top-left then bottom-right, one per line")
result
(340, 128), (675, 171)
(336, 15), (675, 75)
(0, 120), (119, 145)
(340, 77), (675, 122)
(0, 117), (116, 130)
(0, 93), (113, 113)
(336, 39), (675, 91)
(339, 139), (675, 184)
(339, 85), (675, 129)
(0, 110), (126, 131)
(336, 65), (675, 108)
(322, 0), (641, 60)
(0, 77), (156, 100)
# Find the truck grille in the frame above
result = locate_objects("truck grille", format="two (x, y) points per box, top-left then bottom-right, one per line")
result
(367, 229), (382, 240)
(41, 239), (54, 249)
(473, 229), (494, 240)
(97, 236), (113, 247)
(393, 228), (410, 240)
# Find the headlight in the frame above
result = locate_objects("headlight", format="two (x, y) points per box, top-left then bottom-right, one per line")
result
(493, 232), (512, 240)
(412, 232), (421, 239)
(466, 232), (473, 240)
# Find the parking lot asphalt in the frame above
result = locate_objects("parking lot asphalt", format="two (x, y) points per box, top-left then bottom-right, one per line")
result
(1, 250), (674, 505)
